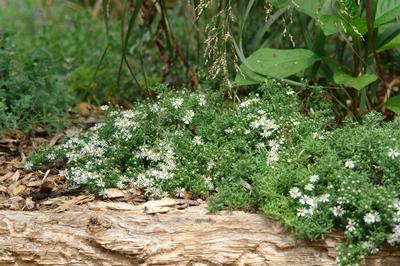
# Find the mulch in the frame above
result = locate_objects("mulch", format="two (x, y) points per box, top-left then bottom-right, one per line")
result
(0, 104), (149, 212)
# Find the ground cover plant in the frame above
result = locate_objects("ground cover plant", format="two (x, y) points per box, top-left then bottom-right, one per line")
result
(27, 81), (400, 265)
(1, 1), (400, 265)
(0, 33), (72, 133)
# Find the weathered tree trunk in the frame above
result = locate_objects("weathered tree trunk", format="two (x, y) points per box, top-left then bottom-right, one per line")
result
(1, 200), (399, 265)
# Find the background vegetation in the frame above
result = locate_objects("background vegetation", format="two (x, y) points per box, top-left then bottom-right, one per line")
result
(1, 1), (400, 265)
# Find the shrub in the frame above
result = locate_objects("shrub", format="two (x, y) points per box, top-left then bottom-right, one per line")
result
(27, 81), (400, 265)
(255, 110), (400, 265)
(0, 33), (72, 133)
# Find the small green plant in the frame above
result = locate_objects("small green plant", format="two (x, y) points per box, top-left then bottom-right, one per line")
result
(27, 82), (302, 201)
(27, 81), (400, 265)
(0, 33), (72, 133)
(255, 110), (400, 265)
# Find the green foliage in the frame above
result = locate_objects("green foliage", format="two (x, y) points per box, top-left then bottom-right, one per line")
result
(0, 33), (72, 133)
(235, 48), (319, 85)
(231, 0), (400, 118)
(27, 80), (400, 265)
(256, 110), (400, 265)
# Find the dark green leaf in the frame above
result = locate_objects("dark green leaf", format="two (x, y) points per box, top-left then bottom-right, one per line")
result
(386, 94), (400, 113)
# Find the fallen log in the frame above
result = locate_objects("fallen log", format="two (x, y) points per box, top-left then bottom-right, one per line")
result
(1, 200), (400, 265)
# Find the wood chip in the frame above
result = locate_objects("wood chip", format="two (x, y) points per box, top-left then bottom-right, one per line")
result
(144, 206), (170, 214)
(105, 202), (138, 211)
(10, 171), (21, 183)
(142, 198), (176, 209)
(12, 185), (26, 196)
(103, 188), (125, 199)
(24, 197), (35, 210)
(9, 196), (25, 210)
(0, 185), (7, 193)
(26, 180), (42, 187)
(54, 195), (91, 213)
(0, 172), (13, 182)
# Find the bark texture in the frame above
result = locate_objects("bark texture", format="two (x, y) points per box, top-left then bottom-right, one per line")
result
(1, 200), (400, 266)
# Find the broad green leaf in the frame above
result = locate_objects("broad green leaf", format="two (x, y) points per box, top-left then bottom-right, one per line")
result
(319, 14), (340, 35)
(377, 23), (400, 48)
(334, 72), (378, 90)
(270, 0), (327, 18)
(375, 0), (400, 27)
(234, 73), (262, 86)
(324, 59), (378, 90)
(387, 95), (400, 114)
(293, 0), (326, 18)
(378, 34), (400, 52)
(235, 48), (319, 85)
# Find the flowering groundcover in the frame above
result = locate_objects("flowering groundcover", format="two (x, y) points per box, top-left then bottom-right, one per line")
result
(27, 82), (400, 265)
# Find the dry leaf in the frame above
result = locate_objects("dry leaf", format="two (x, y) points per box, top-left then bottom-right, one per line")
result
(49, 133), (64, 147)
(76, 102), (90, 117)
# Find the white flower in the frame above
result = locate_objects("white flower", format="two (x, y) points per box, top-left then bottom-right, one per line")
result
(346, 219), (356, 232)
(260, 129), (272, 138)
(304, 183), (314, 191)
(24, 161), (33, 171)
(306, 197), (318, 208)
(172, 98), (184, 109)
(332, 206), (345, 217)
(312, 132), (325, 140)
(267, 149), (279, 165)
(197, 95), (207, 106)
(286, 90), (295, 95)
(388, 148), (399, 159)
(364, 211), (381, 224)
(100, 105), (109, 111)
(224, 128), (234, 134)
(318, 193), (330, 203)
(297, 207), (309, 217)
(299, 195), (317, 208)
(297, 207), (314, 217)
(344, 160), (355, 169)
(289, 187), (302, 199)
(192, 136), (203, 145)
(182, 110), (195, 124)
(309, 175), (319, 183)
(244, 129), (251, 135)
(207, 160), (216, 170)
(239, 98), (259, 108)
(293, 121), (300, 126)
(176, 187), (185, 198)
(256, 142), (265, 149)
(150, 104), (160, 112)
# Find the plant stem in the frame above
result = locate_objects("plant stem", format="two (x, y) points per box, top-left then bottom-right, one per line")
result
(365, 0), (385, 86)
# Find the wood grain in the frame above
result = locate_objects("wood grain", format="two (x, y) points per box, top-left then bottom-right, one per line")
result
(1, 200), (399, 265)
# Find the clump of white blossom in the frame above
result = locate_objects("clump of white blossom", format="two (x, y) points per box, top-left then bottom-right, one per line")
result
(25, 83), (400, 266)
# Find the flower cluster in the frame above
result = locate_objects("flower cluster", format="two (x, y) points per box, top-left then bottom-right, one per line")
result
(388, 201), (400, 246)
(26, 82), (400, 266)
(290, 174), (331, 218)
